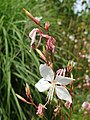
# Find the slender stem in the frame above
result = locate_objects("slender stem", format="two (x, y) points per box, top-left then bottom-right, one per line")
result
(35, 48), (47, 62)
(28, 96), (38, 109)
(31, 102), (38, 109)
(69, 83), (73, 118)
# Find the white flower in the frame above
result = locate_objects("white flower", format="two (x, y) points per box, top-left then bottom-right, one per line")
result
(69, 35), (75, 41)
(35, 64), (74, 103)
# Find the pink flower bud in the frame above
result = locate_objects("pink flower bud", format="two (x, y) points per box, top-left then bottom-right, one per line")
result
(65, 101), (71, 109)
(45, 21), (50, 31)
(36, 104), (45, 117)
(45, 37), (56, 53)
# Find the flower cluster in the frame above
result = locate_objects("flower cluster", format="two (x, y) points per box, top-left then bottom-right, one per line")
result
(29, 28), (56, 53)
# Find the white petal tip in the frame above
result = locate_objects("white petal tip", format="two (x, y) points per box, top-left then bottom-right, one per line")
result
(35, 84), (42, 92)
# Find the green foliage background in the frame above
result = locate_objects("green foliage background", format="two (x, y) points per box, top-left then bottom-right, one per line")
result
(0, 0), (90, 119)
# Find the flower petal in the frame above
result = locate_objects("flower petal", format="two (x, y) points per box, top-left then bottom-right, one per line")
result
(55, 75), (74, 85)
(29, 28), (38, 46)
(35, 78), (51, 92)
(56, 86), (72, 103)
(40, 64), (54, 81)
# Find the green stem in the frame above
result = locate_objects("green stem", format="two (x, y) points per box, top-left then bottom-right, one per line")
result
(51, 52), (54, 70)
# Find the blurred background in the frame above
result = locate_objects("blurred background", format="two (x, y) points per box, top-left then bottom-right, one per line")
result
(0, 0), (90, 119)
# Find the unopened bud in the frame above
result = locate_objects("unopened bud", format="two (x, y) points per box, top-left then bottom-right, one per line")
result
(16, 94), (30, 104)
(36, 104), (46, 118)
(45, 21), (50, 31)
(65, 101), (71, 109)
(67, 61), (73, 73)
(25, 83), (31, 98)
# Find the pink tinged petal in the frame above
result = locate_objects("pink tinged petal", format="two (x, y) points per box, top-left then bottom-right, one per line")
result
(55, 86), (72, 103)
(36, 104), (45, 117)
(55, 75), (74, 85)
(40, 64), (54, 81)
(35, 78), (51, 92)
(29, 28), (39, 46)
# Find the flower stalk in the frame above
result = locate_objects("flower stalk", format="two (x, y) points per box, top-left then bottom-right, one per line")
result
(18, 8), (76, 119)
